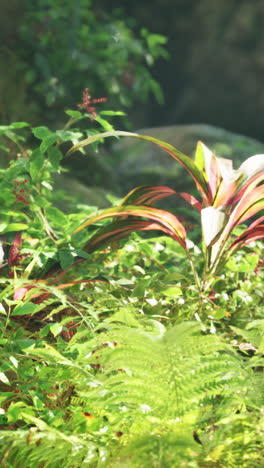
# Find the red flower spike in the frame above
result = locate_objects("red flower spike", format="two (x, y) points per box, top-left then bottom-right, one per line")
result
(77, 88), (107, 120)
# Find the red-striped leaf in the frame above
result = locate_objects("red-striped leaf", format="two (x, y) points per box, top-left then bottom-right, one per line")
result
(120, 185), (176, 206)
(232, 171), (264, 205)
(68, 130), (209, 198)
(74, 205), (187, 247)
(84, 219), (183, 253)
(179, 192), (202, 211)
(227, 185), (264, 229)
(228, 220), (264, 255)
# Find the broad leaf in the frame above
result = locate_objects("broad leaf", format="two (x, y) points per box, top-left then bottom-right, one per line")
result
(201, 207), (227, 247)
(239, 154), (264, 179)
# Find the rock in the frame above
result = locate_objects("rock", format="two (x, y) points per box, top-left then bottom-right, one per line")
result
(112, 123), (264, 194)
(53, 173), (112, 211)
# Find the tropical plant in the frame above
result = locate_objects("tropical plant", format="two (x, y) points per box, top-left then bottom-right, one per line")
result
(69, 130), (264, 306)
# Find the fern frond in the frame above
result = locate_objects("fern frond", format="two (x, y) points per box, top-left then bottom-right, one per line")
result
(87, 322), (244, 420)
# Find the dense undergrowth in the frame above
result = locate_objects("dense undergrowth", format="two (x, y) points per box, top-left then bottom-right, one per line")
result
(0, 106), (264, 467)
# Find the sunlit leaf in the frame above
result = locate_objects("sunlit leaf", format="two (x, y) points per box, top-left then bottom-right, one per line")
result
(201, 207), (227, 247)
(239, 154), (264, 179)
(179, 192), (202, 211)
(12, 302), (38, 316)
(84, 219), (182, 253)
(68, 130), (209, 197)
(120, 185), (176, 206)
(74, 204), (187, 247)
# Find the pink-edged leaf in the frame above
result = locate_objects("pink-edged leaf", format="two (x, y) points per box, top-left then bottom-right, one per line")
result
(85, 219), (184, 252)
(73, 205), (187, 246)
(232, 171), (264, 205)
(179, 192), (202, 211)
(239, 154), (264, 179)
(120, 185), (176, 206)
(228, 225), (264, 254)
(213, 178), (238, 208)
(68, 130), (209, 199)
(228, 184), (264, 229)
(197, 142), (220, 203)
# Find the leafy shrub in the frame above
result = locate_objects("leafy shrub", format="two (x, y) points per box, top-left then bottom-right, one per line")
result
(0, 111), (263, 467)
(5, 0), (168, 124)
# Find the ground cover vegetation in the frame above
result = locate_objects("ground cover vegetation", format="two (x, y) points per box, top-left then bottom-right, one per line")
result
(0, 98), (264, 467)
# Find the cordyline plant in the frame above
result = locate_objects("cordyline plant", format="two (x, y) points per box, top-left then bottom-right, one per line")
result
(69, 131), (264, 298)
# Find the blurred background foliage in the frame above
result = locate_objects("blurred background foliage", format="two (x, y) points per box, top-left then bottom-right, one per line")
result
(1, 0), (264, 139)
(1, 0), (264, 203)
(0, 0), (168, 127)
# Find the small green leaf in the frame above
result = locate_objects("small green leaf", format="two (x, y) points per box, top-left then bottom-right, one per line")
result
(12, 302), (38, 316)
(213, 308), (226, 319)
(29, 148), (45, 181)
(7, 402), (35, 423)
(58, 249), (74, 270)
(48, 146), (62, 169)
(32, 126), (51, 139)
(10, 122), (29, 129)
(46, 206), (68, 227)
(40, 134), (58, 153)
(94, 116), (114, 132)
(0, 223), (28, 234)
(65, 110), (83, 119)
(50, 323), (63, 337)
(100, 110), (126, 116)
(226, 254), (259, 273)
(162, 286), (182, 297)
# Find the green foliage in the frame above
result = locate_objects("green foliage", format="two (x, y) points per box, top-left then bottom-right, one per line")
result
(7, 0), (168, 124)
(70, 130), (264, 307)
(0, 111), (264, 467)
